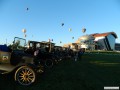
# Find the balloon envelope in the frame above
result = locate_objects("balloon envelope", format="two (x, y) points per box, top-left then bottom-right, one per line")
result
(22, 29), (26, 33)
(69, 28), (72, 31)
(82, 28), (86, 33)
(26, 8), (29, 11)
(61, 23), (64, 26)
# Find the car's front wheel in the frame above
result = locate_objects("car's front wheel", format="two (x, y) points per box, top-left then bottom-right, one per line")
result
(14, 66), (36, 86)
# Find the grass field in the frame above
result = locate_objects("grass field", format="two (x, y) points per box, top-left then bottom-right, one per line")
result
(0, 53), (120, 90)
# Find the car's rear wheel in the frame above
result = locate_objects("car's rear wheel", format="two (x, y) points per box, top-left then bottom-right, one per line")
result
(14, 66), (36, 86)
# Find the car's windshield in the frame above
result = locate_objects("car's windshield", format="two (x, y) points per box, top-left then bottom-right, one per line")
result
(12, 37), (26, 50)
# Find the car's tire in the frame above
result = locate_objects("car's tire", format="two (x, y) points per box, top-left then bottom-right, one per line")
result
(14, 66), (36, 86)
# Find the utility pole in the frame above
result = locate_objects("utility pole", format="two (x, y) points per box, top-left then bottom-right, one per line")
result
(6, 39), (7, 45)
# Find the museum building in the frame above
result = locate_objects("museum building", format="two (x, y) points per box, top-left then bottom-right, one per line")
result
(63, 32), (118, 51)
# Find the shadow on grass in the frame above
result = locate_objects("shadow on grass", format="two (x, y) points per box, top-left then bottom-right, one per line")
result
(0, 53), (120, 90)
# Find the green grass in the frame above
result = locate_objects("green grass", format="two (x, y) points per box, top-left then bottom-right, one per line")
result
(0, 53), (120, 90)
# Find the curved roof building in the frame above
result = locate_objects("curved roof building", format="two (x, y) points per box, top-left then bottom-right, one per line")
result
(92, 32), (117, 50)
(76, 32), (118, 50)
(64, 32), (118, 51)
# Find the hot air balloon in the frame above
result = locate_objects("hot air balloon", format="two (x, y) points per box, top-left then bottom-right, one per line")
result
(82, 28), (86, 33)
(60, 41), (62, 43)
(22, 29), (27, 38)
(61, 23), (64, 26)
(22, 29), (26, 33)
(69, 28), (72, 32)
(72, 37), (74, 39)
(26, 8), (29, 11)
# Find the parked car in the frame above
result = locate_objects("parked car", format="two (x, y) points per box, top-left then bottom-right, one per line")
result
(0, 37), (43, 86)
(25, 40), (57, 68)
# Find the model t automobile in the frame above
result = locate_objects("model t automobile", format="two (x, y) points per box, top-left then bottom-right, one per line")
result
(0, 37), (43, 86)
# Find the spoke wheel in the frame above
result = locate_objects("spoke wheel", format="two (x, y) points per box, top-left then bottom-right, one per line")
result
(15, 66), (36, 86)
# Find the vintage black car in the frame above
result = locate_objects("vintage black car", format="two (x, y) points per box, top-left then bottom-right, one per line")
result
(0, 37), (43, 86)
(25, 40), (58, 68)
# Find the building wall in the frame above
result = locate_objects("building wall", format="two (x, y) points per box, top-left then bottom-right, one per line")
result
(94, 36), (105, 41)
(107, 34), (115, 50)
(115, 43), (120, 51)
(94, 37), (106, 50)
(94, 34), (116, 50)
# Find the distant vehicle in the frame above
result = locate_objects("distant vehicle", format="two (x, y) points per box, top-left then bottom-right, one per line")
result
(0, 37), (43, 86)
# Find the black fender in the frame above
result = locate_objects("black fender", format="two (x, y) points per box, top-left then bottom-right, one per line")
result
(18, 63), (38, 70)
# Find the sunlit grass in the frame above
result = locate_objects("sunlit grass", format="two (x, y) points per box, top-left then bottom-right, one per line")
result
(90, 61), (120, 66)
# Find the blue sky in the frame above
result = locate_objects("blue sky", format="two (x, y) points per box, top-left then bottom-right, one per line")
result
(0, 0), (120, 46)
